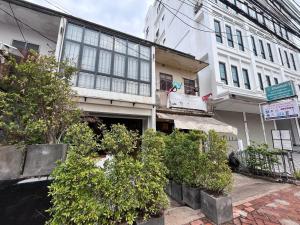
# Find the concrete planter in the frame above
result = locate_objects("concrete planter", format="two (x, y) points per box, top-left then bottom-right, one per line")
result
(201, 191), (233, 225)
(136, 215), (164, 225)
(165, 180), (172, 196)
(0, 144), (68, 181)
(171, 180), (183, 203)
(182, 185), (202, 209)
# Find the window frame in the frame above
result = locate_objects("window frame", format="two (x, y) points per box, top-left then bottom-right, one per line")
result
(251, 36), (257, 56)
(214, 20), (223, 43)
(236, 30), (244, 51)
(184, 78), (196, 95)
(12, 39), (40, 53)
(284, 50), (290, 68)
(278, 48), (284, 66)
(290, 53), (297, 71)
(267, 43), (273, 62)
(258, 73), (264, 91)
(62, 22), (152, 97)
(259, 39), (266, 59)
(159, 73), (173, 91)
(219, 62), (228, 85)
(242, 68), (251, 90)
(231, 65), (240, 87)
(274, 77), (278, 85)
(266, 75), (271, 86)
(225, 25), (234, 48)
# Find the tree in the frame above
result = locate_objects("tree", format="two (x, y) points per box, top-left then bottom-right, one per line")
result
(0, 52), (80, 144)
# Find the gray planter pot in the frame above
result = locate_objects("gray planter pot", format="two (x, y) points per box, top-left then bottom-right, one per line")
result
(136, 215), (164, 225)
(165, 180), (172, 196)
(201, 191), (233, 225)
(22, 144), (68, 177)
(182, 185), (202, 209)
(0, 145), (25, 180)
(171, 181), (183, 203)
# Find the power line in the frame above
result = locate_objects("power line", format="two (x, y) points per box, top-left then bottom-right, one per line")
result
(42, 0), (71, 15)
(8, 3), (26, 43)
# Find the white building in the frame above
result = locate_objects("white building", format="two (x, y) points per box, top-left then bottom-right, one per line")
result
(144, 0), (300, 149)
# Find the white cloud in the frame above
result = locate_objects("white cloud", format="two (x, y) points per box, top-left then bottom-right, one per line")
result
(25, 0), (154, 37)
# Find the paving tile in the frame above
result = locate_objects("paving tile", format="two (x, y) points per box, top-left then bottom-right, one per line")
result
(243, 202), (253, 207)
(244, 207), (255, 212)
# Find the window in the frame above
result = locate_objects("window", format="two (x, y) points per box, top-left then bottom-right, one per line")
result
(226, 25), (234, 47)
(278, 48), (284, 66)
(236, 30), (244, 51)
(274, 77), (278, 84)
(242, 69), (250, 89)
(156, 29), (160, 38)
(214, 20), (222, 43)
(251, 36), (257, 56)
(63, 23), (152, 96)
(160, 73), (173, 91)
(266, 75), (271, 86)
(267, 43), (273, 62)
(258, 73), (264, 91)
(219, 62), (228, 84)
(12, 40), (40, 53)
(259, 40), (265, 59)
(231, 65), (240, 87)
(184, 79), (196, 95)
(284, 50), (290, 68)
(290, 53), (297, 71)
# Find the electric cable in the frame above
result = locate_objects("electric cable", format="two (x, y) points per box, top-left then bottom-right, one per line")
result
(8, 3), (27, 43)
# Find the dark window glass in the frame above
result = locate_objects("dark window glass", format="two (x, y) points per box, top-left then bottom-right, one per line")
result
(12, 40), (40, 53)
(284, 51), (290, 68)
(251, 36), (257, 56)
(231, 65), (240, 87)
(267, 43), (273, 62)
(279, 48), (284, 66)
(274, 77), (278, 84)
(258, 73), (264, 91)
(184, 79), (196, 95)
(290, 53), (297, 70)
(214, 20), (222, 43)
(160, 73), (173, 91)
(266, 75), (271, 86)
(242, 69), (250, 89)
(259, 40), (265, 59)
(226, 25), (234, 47)
(219, 62), (228, 84)
(236, 30), (244, 51)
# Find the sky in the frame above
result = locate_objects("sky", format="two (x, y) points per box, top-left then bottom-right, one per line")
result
(25, 0), (154, 38)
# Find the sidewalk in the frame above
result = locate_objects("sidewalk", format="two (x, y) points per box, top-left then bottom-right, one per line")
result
(187, 186), (300, 225)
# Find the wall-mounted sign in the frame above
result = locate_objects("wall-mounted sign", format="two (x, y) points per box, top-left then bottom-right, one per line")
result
(262, 98), (300, 121)
(265, 81), (296, 102)
(168, 92), (207, 111)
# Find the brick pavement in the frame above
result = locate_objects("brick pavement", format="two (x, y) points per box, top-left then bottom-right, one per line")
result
(187, 186), (300, 225)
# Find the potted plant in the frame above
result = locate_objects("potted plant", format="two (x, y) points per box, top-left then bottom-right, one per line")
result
(200, 131), (233, 225)
(0, 52), (79, 179)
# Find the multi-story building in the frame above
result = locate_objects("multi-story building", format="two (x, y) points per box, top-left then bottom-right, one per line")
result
(1, 0), (238, 137)
(144, 0), (300, 149)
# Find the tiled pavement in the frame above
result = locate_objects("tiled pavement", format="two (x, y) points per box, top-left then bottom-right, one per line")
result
(186, 186), (300, 225)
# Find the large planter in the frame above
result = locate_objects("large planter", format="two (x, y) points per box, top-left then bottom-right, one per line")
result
(171, 180), (183, 203)
(165, 180), (172, 196)
(0, 144), (68, 181)
(182, 185), (202, 209)
(201, 191), (233, 225)
(136, 215), (164, 225)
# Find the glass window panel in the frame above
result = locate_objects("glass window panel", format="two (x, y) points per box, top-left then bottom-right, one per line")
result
(140, 46), (150, 60)
(63, 41), (80, 66)
(81, 46), (97, 71)
(140, 61), (150, 81)
(98, 50), (112, 74)
(214, 20), (222, 43)
(226, 25), (234, 47)
(95, 75), (110, 91)
(114, 38), (127, 53)
(126, 81), (138, 95)
(84, 29), (99, 46)
(66, 24), (83, 42)
(100, 33), (113, 50)
(231, 65), (240, 87)
(127, 57), (138, 79)
(113, 54), (126, 77)
(219, 62), (228, 84)
(77, 72), (94, 89)
(112, 78), (125, 93)
(140, 83), (150, 96)
(128, 42), (139, 57)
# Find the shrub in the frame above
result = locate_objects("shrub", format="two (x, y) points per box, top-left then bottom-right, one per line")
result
(294, 170), (300, 180)
(0, 52), (80, 145)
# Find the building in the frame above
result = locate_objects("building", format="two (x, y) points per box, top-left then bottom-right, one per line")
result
(0, 0), (239, 137)
(144, 0), (300, 149)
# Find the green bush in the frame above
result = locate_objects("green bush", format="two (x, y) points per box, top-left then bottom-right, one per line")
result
(294, 170), (300, 180)
(48, 125), (168, 225)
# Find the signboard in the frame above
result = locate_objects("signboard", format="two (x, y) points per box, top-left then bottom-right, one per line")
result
(262, 98), (300, 121)
(271, 130), (293, 150)
(265, 81), (296, 102)
(168, 92), (207, 111)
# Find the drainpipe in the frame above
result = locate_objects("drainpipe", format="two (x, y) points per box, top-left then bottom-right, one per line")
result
(259, 103), (267, 144)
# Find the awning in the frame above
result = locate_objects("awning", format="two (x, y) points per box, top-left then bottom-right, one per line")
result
(157, 113), (238, 135)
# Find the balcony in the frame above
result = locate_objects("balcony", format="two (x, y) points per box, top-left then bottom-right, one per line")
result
(156, 91), (207, 112)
